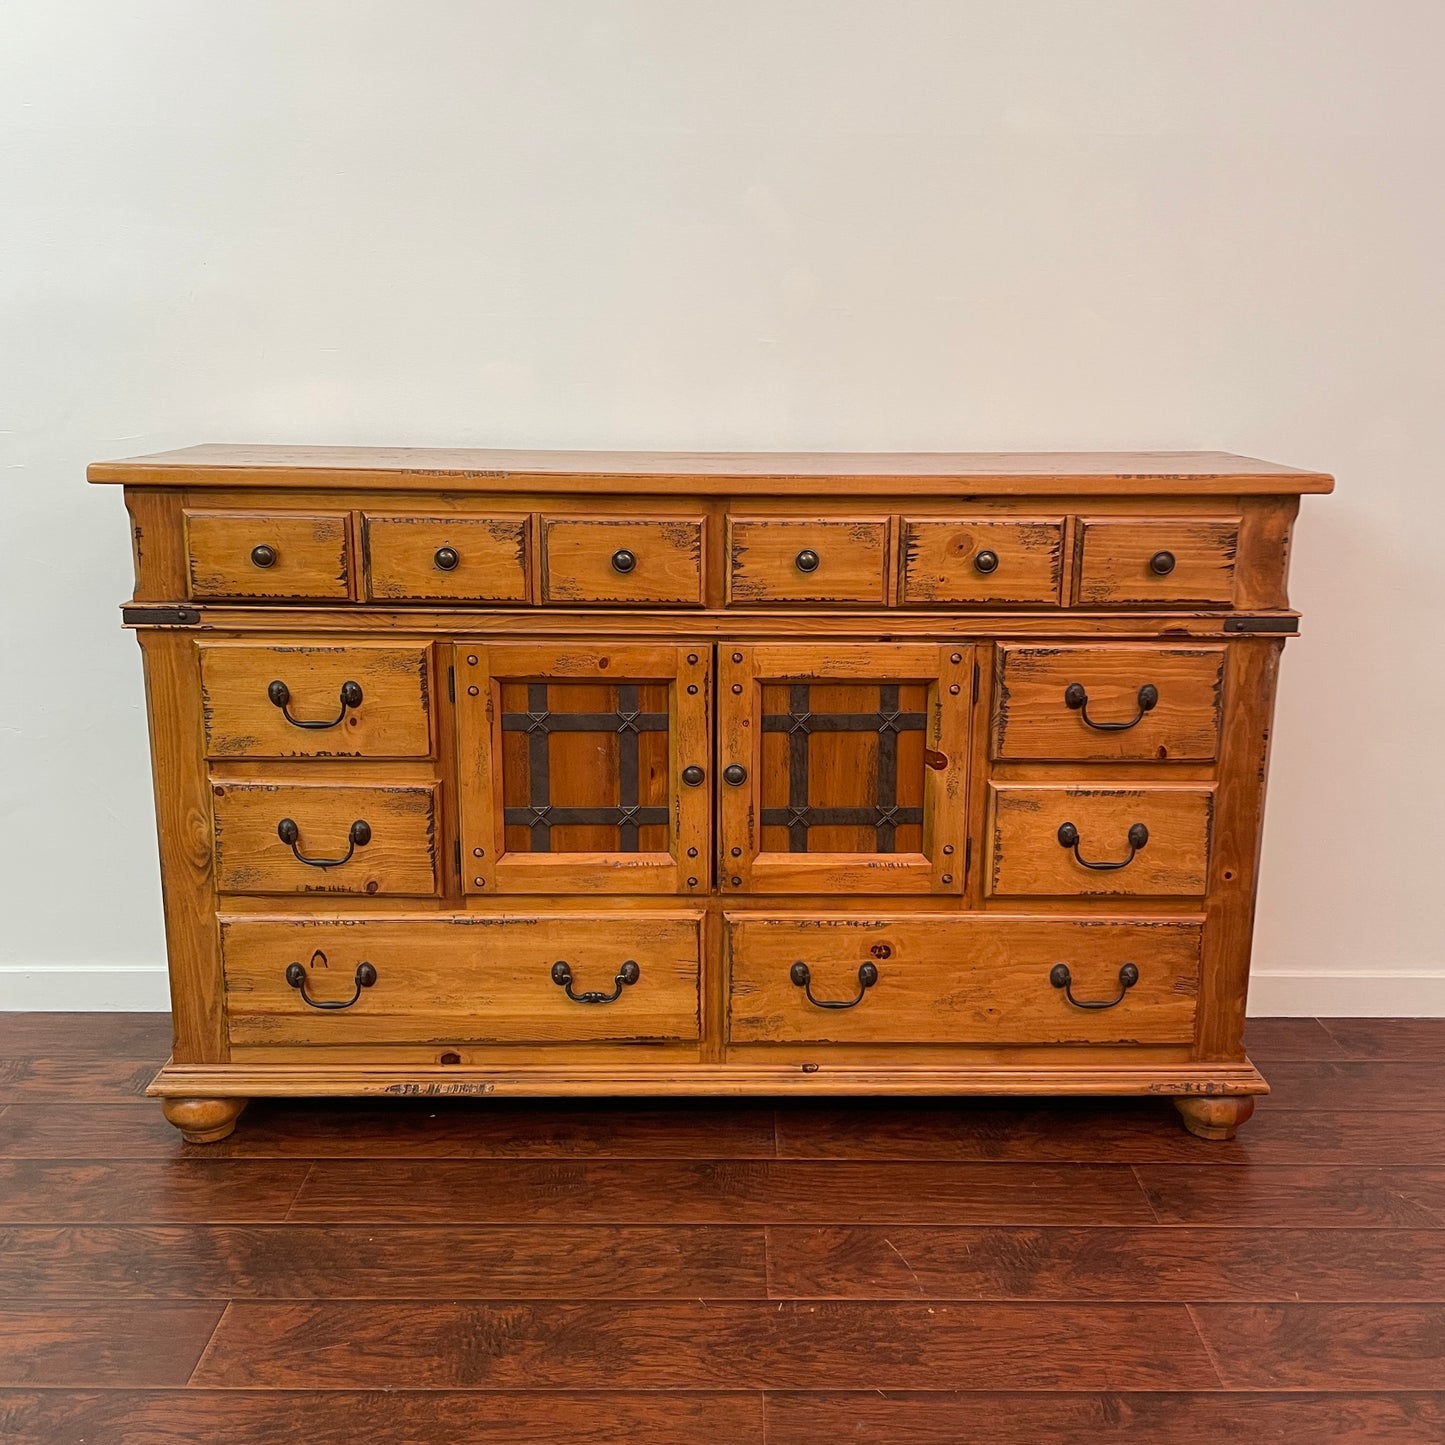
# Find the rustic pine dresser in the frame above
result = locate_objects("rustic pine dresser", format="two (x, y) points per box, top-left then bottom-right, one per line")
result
(91, 446), (1331, 1142)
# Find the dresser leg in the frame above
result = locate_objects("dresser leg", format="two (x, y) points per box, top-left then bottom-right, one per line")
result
(161, 1096), (249, 1144)
(1173, 1095), (1256, 1141)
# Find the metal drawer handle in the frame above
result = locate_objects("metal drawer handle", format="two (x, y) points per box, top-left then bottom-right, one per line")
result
(267, 679), (363, 729)
(611, 549), (637, 574)
(551, 959), (640, 1004)
(794, 548), (820, 573)
(1063, 682), (1158, 731)
(974, 548), (999, 574)
(1150, 550), (1176, 575)
(277, 817), (371, 868)
(250, 544), (277, 568)
(1057, 820), (1148, 870)
(789, 960), (878, 1010)
(286, 957), (377, 1010)
(1050, 961), (1139, 1010)
(434, 546), (459, 571)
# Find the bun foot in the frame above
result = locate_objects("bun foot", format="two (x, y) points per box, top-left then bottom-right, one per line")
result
(161, 1096), (248, 1144)
(1174, 1095), (1256, 1141)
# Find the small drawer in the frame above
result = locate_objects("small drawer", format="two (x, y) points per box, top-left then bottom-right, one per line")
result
(220, 913), (702, 1046)
(726, 914), (1200, 1044)
(365, 514), (528, 601)
(988, 784), (1214, 898)
(541, 517), (704, 605)
(212, 781), (439, 896)
(185, 510), (352, 600)
(1075, 517), (1239, 606)
(993, 645), (1225, 762)
(900, 517), (1065, 605)
(728, 518), (889, 605)
(199, 644), (432, 759)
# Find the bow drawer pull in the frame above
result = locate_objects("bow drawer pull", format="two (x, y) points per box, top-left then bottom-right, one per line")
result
(789, 960), (878, 1010)
(268, 679), (363, 729)
(1063, 682), (1158, 732)
(551, 960), (640, 1004)
(1057, 820), (1148, 871)
(277, 818), (371, 868)
(286, 960), (377, 1010)
(1050, 962), (1138, 1010)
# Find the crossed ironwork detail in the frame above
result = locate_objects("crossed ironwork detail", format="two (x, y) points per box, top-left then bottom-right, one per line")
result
(760, 683), (925, 853)
(501, 683), (669, 852)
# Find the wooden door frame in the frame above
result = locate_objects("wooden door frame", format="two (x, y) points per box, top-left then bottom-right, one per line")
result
(718, 642), (971, 895)
(455, 642), (711, 896)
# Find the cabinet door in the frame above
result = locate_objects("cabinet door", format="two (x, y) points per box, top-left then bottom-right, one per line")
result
(456, 644), (710, 895)
(719, 644), (971, 894)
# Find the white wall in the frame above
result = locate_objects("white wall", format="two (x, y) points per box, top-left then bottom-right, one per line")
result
(3, 1), (1442, 1014)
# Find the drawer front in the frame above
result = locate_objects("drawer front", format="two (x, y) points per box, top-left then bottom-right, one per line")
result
(728, 518), (889, 605)
(989, 784), (1213, 898)
(365, 514), (529, 601)
(199, 644), (432, 759)
(541, 517), (704, 605)
(1076, 517), (1239, 606)
(185, 510), (352, 600)
(221, 913), (702, 1046)
(727, 914), (1200, 1044)
(994, 645), (1225, 761)
(900, 518), (1065, 605)
(213, 781), (439, 896)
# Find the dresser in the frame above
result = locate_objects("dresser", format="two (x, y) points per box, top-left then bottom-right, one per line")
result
(90, 446), (1332, 1143)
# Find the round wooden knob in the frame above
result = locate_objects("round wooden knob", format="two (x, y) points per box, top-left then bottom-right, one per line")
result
(250, 544), (277, 568)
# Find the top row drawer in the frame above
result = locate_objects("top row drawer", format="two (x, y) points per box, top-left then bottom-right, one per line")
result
(184, 510), (1242, 608)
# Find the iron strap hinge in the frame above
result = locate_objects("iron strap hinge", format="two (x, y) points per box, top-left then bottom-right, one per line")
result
(121, 605), (200, 627)
(1223, 616), (1299, 633)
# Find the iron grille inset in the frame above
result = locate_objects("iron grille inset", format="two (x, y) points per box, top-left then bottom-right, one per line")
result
(501, 683), (669, 852)
(760, 683), (926, 852)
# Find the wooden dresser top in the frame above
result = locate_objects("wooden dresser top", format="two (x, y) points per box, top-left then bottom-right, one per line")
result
(88, 445), (1334, 497)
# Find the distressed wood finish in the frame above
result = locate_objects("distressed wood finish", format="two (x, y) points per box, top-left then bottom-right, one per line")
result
(91, 447), (1329, 1140)
(363, 513), (529, 602)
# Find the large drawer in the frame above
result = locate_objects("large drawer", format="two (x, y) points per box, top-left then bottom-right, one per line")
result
(185, 510), (353, 600)
(221, 913), (702, 1046)
(988, 783), (1214, 898)
(993, 644), (1226, 761)
(212, 781), (439, 896)
(727, 914), (1200, 1044)
(199, 644), (432, 759)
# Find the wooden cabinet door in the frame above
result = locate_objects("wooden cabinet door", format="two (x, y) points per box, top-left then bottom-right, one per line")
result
(718, 644), (971, 894)
(456, 643), (711, 896)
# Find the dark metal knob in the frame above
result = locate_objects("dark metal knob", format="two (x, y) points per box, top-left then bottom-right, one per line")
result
(723, 764), (747, 786)
(611, 549), (637, 574)
(434, 546), (459, 571)
(1149, 550), (1176, 576)
(681, 765), (706, 787)
(974, 549), (1000, 574)
(250, 544), (277, 568)
(795, 549), (820, 573)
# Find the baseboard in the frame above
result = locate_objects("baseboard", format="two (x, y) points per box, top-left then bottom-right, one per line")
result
(0, 965), (170, 1011)
(3, 964), (1444, 1018)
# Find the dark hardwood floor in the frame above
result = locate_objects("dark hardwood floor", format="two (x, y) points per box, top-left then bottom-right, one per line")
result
(2, 1015), (1444, 1443)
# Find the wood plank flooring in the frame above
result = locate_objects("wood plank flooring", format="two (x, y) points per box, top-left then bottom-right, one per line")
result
(1, 1014), (1444, 1442)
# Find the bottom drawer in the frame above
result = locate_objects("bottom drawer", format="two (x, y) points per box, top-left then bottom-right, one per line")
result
(221, 913), (702, 1046)
(727, 914), (1200, 1045)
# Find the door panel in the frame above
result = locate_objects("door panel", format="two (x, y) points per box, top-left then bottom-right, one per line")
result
(456, 643), (710, 895)
(719, 644), (971, 894)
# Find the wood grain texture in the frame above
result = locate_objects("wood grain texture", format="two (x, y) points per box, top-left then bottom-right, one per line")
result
(726, 915), (1200, 1045)
(219, 913), (703, 1047)
(1136, 1166), (1445, 1227)
(199, 642), (432, 759)
(211, 780), (438, 896)
(184, 510), (351, 600)
(189, 1299), (1219, 1389)
(541, 516), (705, 604)
(88, 444), (1336, 494)
(899, 517), (1065, 605)
(0, 1161), (310, 1222)
(364, 512), (529, 601)
(987, 783), (1214, 897)
(1074, 516), (1239, 606)
(992, 644), (1225, 762)
(0, 1304), (224, 1386)
(0, 1390), (767, 1445)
